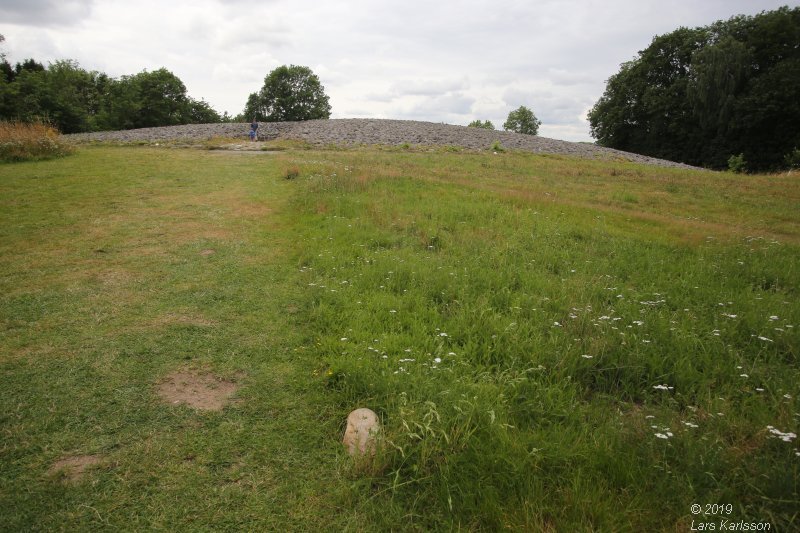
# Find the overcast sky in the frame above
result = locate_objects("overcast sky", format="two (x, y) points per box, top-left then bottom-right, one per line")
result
(1, 0), (797, 141)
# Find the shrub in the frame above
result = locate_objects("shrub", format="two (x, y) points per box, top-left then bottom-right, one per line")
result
(0, 121), (74, 163)
(284, 166), (300, 180)
(468, 120), (495, 130)
(727, 153), (747, 173)
(490, 140), (505, 153)
(784, 148), (800, 169)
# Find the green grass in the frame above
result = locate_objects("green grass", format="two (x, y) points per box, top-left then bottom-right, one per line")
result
(1, 145), (798, 531)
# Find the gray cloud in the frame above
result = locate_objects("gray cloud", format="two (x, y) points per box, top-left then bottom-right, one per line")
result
(0, 0), (95, 26)
(390, 78), (470, 97)
(396, 92), (477, 122)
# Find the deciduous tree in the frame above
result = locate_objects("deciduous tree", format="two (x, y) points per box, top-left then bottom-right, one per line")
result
(244, 65), (331, 122)
(503, 106), (541, 135)
(588, 7), (800, 171)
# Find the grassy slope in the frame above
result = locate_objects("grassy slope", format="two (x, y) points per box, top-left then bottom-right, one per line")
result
(1, 145), (798, 531)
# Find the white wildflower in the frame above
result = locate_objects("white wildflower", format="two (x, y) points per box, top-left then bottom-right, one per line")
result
(767, 426), (797, 442)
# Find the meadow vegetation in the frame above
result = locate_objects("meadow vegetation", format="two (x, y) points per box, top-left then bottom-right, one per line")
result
(1, 144), (797, 530)
(0, 120), (73, 162)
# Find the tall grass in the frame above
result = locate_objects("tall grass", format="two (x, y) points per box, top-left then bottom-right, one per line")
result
(288, 150), (800, 530)
(0, 120), (74, 162)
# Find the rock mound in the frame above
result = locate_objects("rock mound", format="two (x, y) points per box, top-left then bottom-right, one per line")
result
(66, 118), (699, 170)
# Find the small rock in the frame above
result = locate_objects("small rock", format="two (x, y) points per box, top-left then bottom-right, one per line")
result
(343, 408), (380, 456)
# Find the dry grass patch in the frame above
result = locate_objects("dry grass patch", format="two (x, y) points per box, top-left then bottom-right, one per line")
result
(0, 120), (74, 162)
(149, 312), (218, 328)
(48, 454), (103, 483)
(157, 369), (240, 411)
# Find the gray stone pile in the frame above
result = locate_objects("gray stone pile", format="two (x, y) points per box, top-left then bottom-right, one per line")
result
(66, 118), (700, 170)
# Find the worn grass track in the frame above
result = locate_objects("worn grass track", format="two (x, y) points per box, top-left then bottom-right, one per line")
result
(1, 145), (798, 531)
(0, 147), (370, 531)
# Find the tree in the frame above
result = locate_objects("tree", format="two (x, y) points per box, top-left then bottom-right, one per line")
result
(0, 34), (10, 83)
(588, 26), (708, 164)
(244, 65), (331, 122)
(132, 68), (189, 128)
(588, 7), (800, 171)
(0, 34), (14, 117)
(468, 119), (495, 130)
(186, 98), (221, 124)
(503, 106), (541, 135)
(95, 75), (140, 130)
(0, 40), (223, 132)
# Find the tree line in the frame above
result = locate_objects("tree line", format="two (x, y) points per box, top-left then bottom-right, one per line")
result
(588, 6), (800, 171)
(468, 106), (542, 135)
(0, 50), (227, 133)
(0, 39), (335, 134)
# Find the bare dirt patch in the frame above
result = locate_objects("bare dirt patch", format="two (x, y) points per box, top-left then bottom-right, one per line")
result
(157, 369), (240, 411)
(199, 248), (215, 256)
(49, 454), (102, 482)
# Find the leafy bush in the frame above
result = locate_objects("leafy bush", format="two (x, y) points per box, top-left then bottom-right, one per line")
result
(0, 121), (73, 162)
(784, 148), (800, 169)
(727, 153), (747, 173)
(490, 140), (505, 153)
(468, 120), (495, 130)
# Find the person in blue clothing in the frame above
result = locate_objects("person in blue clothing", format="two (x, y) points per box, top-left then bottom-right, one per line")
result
(249, 119), (259, 141)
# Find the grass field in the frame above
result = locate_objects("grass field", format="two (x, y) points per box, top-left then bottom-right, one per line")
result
(1, 144), (798, 531)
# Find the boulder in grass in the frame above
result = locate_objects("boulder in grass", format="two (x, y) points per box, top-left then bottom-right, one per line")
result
(343, 408), (380, 456)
